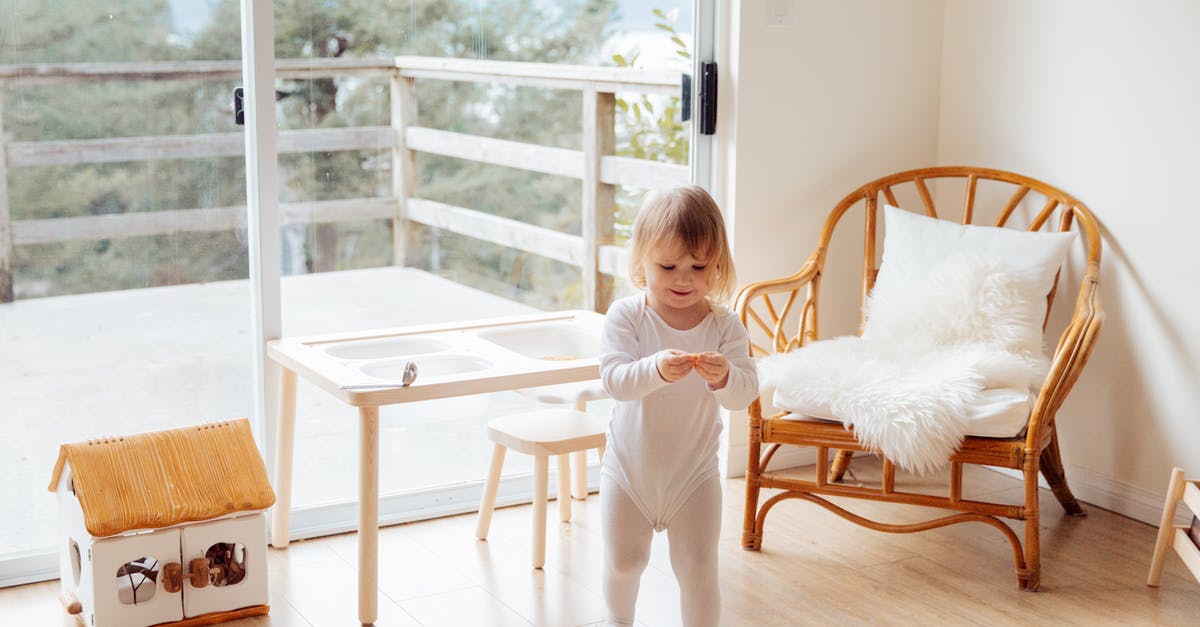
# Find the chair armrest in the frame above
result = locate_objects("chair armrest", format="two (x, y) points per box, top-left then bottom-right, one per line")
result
(1026, 264), (1103, 447)
(734, 250), (823, 355)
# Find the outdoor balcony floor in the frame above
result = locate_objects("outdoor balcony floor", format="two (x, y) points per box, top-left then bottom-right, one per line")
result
(0, 266), (580, 558)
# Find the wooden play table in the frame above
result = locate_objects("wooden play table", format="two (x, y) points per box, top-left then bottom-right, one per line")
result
(266, 310), (604, 624)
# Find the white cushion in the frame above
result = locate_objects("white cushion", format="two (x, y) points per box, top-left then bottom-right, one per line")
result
(865, 205), (1075, 345)
(755, 207), (1076, 470)
(858, 207), (1072, 441)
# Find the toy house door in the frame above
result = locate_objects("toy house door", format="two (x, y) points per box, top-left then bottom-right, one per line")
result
(180, 514), (269, 618)
(91, 529), (184, 626)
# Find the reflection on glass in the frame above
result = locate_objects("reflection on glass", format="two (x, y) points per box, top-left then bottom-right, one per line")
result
(0, 2), (251, 569)
(0, 2), (694, 575)
(272, 1), (693, 511)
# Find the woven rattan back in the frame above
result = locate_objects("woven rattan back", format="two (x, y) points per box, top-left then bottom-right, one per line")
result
(837, 167), (1099, 330)
(742, 167), (1101, 354)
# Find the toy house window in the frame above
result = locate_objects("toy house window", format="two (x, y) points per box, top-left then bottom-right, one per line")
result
(69, 539), (81, 586)
(116, 556), (159, 605)
(205, 542), (246, 587)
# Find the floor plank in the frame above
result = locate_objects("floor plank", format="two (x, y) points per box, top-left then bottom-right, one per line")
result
(6, 463), (1200, 626)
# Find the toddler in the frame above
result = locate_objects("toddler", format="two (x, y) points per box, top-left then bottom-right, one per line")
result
(599, 185), (758, 626)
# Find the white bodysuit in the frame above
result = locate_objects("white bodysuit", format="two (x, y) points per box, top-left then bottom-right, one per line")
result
(599, 295), (759, 626)
(599, 294), (759, 530)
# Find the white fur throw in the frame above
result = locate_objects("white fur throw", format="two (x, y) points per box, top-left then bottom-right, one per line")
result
(757, 257), (1051, 474)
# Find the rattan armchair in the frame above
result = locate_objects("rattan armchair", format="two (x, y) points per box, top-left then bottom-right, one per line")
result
(736, 166), (1102, 591)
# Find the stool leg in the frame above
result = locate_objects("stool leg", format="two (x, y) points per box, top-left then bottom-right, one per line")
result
(571, 401), (589, 500)
(557, 453), (572, 522)
(570, 451), (588, 500)
(476, 443), (506, 540)
(533, 455), (549, 568)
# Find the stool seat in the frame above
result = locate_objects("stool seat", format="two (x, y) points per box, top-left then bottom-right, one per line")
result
(476, 408), (608, 569)
(488, 409), (608, 456)
(516, 383), (609, 502)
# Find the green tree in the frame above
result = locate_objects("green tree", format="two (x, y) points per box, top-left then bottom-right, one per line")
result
(191, 0), (619, 303)
(1, 0), (622, 303)
(611, 7), (690, 244)
(1, 1), (249, 296)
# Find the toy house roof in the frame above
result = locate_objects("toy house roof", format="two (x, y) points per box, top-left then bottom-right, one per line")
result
(48, 418), (276, 538)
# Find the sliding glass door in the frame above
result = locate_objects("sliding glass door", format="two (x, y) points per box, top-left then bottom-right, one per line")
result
(265, 0), (709, 540)
(0, 0), (253, 585)
(0, 0), (714, 585)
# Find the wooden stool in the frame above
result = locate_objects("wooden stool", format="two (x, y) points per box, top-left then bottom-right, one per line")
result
(516, 381), (609, 500)
(475, 408), (607, 568)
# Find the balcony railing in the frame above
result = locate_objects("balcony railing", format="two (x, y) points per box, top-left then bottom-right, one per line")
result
(0, 56), (688, 307)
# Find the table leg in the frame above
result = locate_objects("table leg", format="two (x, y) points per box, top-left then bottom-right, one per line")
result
(476, 443), (506, 540)
(270, 368), (297, 548)
(358, 406), (380, 625)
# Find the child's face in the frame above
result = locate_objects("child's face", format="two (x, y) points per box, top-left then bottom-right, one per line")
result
(643, 242), (713, 316)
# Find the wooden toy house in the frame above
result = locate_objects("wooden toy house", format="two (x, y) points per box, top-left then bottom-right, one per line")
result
(48, 419), (276, 627)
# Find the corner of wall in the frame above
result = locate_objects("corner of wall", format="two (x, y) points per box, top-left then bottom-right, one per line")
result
(933, 0), (949, 167)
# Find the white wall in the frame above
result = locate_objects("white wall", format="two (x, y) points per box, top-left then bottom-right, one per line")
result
(720, 0), (944, 471)
(724, 0), (944, 285)
(724, 0), (1200, 524)
(938, 0), (1200, 523)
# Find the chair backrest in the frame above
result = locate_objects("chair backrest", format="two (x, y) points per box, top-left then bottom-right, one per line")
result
(737, 166), (1102, 440)
(839, 167), (1099, 329)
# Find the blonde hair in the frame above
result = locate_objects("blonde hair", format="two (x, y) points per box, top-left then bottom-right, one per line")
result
(627, 185), (737, 303)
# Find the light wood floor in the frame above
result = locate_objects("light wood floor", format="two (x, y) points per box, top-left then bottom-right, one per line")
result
(6, 461), (1200, 626)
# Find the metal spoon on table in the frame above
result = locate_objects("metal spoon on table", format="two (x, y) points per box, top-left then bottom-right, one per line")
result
(338, 357), (417, 386)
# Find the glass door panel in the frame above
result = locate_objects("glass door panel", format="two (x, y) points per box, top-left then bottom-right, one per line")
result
(0, 1), (251, 584)
(270, 0), (698, 526)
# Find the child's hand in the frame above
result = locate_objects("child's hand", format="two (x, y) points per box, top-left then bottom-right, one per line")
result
(656, 349), (694, 383)
(692, 351), (729, 389)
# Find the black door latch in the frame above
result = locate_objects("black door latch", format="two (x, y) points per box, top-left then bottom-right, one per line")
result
(698, 61), (717, 135)
(233, 87), (245, 126)
(679, 63), (717, 134)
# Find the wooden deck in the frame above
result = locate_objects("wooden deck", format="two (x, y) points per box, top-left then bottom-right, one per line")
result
(0, 266), (560, 559)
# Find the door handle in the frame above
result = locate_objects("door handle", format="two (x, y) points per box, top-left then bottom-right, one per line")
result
(188, 557), (210, 588)
(162, 558), (211, 592)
